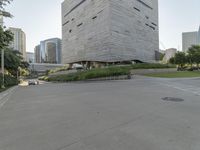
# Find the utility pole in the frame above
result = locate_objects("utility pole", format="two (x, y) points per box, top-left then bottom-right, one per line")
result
(1, 48), (5, 88)
(0, 6), (5, 88)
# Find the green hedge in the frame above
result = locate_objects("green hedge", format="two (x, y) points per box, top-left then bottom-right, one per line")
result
(39, 63), (175, 82)
(40, 66), (130, 82)
(0, 74), (18, 88)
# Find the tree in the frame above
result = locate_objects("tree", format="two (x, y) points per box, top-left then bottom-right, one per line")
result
(169, 57), (175, 64)
(188, 45), (200, 68)
(0, 48), (29, 76)
(172, 52), (187, 70)
(0, 0), (13, 18)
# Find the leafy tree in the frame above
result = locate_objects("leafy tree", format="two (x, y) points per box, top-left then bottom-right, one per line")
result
(169, 57), (175, 64)
(173, 52), (187, 70)
(0, 0), (29, 77)
(0, 48), (29, 76)
(0, 0), (13, 18)
(188, 45), (200, 68)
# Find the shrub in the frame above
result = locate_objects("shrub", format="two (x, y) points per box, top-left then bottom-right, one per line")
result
(0, 74), (18, 88)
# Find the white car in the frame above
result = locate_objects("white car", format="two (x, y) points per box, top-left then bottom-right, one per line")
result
(28, 80), (39, 85)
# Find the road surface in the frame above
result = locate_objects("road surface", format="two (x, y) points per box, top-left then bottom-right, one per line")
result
(0, 76), (200, 150)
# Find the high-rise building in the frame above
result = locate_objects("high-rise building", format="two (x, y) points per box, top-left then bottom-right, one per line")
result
(34, 38), (62, 64)
(26, 52), (34, 63)
(182, 31), (198, 52)
(62, 0), (159, 65)
(34, 45), (41, 63)
(182, 26), (200, 52)
(9, 27), (26, 60)
(40, 38), (62, 64)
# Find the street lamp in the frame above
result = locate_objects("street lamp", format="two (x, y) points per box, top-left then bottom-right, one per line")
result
(1, 48), (5, 88)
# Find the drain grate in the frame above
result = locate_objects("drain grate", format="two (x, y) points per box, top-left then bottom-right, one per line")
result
(162, 97), (184, 102)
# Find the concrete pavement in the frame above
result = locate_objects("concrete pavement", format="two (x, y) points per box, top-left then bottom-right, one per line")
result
(0, 76), (200, 150)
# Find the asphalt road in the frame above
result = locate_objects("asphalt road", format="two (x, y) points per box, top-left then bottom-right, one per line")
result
(0, 76), (200, 150)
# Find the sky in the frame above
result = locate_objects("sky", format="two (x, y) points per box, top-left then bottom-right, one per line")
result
(3, 0), (200, 52)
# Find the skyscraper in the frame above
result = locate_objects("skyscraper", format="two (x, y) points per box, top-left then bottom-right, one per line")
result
(26, 52), (34, 63)
(34, 38), (62, 64)
(182, 31), (198, 52)
(62, 0), (159, 65)
(34, 45), (41, 63)
(9, 27), (26, 60)
(182, 26), (200, 52)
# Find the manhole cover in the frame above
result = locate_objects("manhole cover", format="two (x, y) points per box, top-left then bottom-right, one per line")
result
(162, 97), (184, 102)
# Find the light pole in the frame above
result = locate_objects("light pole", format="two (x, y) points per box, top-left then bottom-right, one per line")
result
(1, 48), (5, 88)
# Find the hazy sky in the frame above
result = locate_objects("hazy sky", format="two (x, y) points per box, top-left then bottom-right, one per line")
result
(4, 0), (200, 52)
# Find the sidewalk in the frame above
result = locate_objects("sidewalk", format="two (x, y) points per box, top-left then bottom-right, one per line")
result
(0, 86), (18, 108)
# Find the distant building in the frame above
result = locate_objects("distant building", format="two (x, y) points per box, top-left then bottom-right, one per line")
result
(182, 26), (200, 52)
(29, 63), (65, 75)
(62, 0), (159, 65)
(9, 27), (26, 60)
(182, 31), (198, 52)
(163, 48), (177, 63)
(34, 38), (62, 64)
(34, 45), (41, 63)
(26, 52), (34, 63)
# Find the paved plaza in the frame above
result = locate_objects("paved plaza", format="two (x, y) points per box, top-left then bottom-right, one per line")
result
(0, 76), (200, 150)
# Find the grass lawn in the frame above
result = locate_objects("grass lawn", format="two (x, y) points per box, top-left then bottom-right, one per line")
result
(145, 71), (200, 78)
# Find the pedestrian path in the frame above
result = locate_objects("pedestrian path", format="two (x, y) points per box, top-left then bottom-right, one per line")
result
(0, 86), (18, 109)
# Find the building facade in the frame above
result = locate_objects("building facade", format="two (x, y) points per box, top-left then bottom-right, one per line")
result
(182, 31), (198, 52)
(163, 48), (177, 63)
(62, 0), (159, 64)
(9, 27), (26, 60)
(34, 45), (41, 63)
(26, 52), (34, 63)
(34, 38), (62, 64)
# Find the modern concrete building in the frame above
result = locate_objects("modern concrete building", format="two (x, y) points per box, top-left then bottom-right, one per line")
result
(34, 45), (41, 63)
(9, 27), (26, 60)
(182, 31), (198, 52)
(61, 0), (159, 65)
(163, 48), (177, 63)
(26, 52), (34, 63)
(34, 38), (62, 64)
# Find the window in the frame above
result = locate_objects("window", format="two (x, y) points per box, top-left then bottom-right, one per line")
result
(69, 29), (72, 33)
(136, 0), (153, 10)
(64, 0), (86, 17)
(62, 20), (69, 26)
(92, 16), (97, 20)
(134, 7), (140, 12)
(77, 23), (83, 27)
(151, 22), (157, 26)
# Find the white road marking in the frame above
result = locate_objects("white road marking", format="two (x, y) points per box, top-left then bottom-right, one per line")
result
(160, 82), (200, 96)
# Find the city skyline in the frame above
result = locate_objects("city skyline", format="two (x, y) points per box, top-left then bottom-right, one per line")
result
(3, 0), (200, 52)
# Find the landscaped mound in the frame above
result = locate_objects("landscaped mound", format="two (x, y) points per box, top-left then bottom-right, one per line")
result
(39, 63), (175, 82)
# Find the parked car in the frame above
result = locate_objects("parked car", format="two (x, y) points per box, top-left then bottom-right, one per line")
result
(28, 80), (39, 85)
